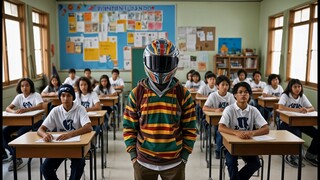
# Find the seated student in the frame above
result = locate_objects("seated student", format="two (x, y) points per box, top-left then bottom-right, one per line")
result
(203, 70), (213, 84)
(232, 69), (251, 87)
(202, 75), (235, 159)
(249, 70), (266, 107)
(37, 84), (92, 180)
(196, 72), (217, 97)
(278, 79), (318, 167)
(4, 78), (44, 171)
(93, 74), (117, 130)
(184, 69), (196, 86)
(63, 68), (80, 89)
(218, 82), (269, 180)
(41, 74), (61, 96)
(84, 68), (98, 88)
(261, 74), (283, 121)
(185, 71), (206, 92)
(109, 68), (125, 92)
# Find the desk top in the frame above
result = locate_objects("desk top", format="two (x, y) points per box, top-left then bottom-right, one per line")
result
(99, 96), (118, 100)
(258, 96), (279, 101)
(203, 111), (223, 117)
(87, 110), (107, 117)
(276, 110), (318, 117)
(9, 131), (96, 147)
(2, 109), (45, 117)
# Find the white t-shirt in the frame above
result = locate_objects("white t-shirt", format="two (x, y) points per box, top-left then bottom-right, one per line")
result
(204, 91), (236, 108)
(263, 85), (283, 97)
(250, 81), (267, 89)
(278, 93), (312, 108)
(42, 103), (91, 132)
(197, 84), (217, 96)
(185, 80), (206, 90)
(64, 76), (80, 86)
(232, 78), (251, 86)
(93, 85), (116, 95)
(11, 93), (43, 109)
(42, 85), (59, 94)
(74, 92), (100, 109)
(219, 103), (267, 131)
(109, 77), (124, 87)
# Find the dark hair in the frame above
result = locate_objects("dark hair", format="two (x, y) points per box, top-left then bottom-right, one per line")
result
(191, 71), (201, 81)
(205, 72), (216, 80)
(76, 76), (93, 97)
(204, 71), (214, 83)
(84, 68), (91, 73)
(216, 75), (231, 86)
(186, 69), (196, 81)
(99, 74), (111, 93)
(237, 69), (247, 79)
(283, 78), (304, 97)
(16, 78), (35, 94)
(267, 74), (281, 85)
(49, 74), (62, 90)
(68, 68), (76, 74)
(111, 68), (120, 74)
(252, 70), (262, 78)
(232, 82), (252, 102)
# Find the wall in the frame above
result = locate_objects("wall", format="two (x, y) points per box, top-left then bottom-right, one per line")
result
(259, 0), (318, 110)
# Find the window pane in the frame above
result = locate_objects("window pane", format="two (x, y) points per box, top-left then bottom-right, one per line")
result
(294, 10), (301, 23)
(35, 50), (43, 74)
(33, 26), (41, 49)
(275, 16), (283, 28)
(290, 25), (309, 80)
(5, 19), (23, 80)
(315, 5), (318, 18)
(309, 22), (317, 83)
(274, 29), (282, 51)
(271, 52), (281, 74)
(32, 12), (40, 23)
(33, 26), (42, 75)
(301, 8), (310, 21)
(4, 1), (18, 17)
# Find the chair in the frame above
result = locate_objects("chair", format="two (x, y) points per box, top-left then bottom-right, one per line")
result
(273, 103), (280, 129)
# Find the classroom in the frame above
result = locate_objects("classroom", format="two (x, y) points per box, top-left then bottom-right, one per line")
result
(2, 0), (318, 180)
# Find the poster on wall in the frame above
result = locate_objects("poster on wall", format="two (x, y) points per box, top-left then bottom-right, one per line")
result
(218, 38), (242, 55)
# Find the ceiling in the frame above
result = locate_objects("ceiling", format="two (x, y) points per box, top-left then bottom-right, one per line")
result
(56, 0), (263, 2)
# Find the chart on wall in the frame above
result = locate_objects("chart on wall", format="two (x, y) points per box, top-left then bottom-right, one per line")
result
(58, 3), (176, 70)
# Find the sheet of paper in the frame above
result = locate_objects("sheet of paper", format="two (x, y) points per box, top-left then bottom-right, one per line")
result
(252, 135), (275, 141)
(36, 134), (81, 143)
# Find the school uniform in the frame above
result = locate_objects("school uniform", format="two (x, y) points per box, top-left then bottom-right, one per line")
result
(197, 84), (217, 96)
(42, 85), (59, 94)
(41, 103), (91, 180)
(219, 103), (267, 180)
(93, 86), (117, 125)
(74, 92), (100, 109)
(232, 78), (251, 86)
(261, 85), (284, 120)
(63, 76), (80, 87)
(109, 77), (125, 88)
(185, 80), (206, 90)
(250, 81), (266, 89)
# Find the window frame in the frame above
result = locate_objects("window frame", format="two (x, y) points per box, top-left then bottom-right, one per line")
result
(287, 2), (318, 88)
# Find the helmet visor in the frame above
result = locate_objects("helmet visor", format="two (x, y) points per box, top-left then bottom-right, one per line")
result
(144, 55), (179, 73)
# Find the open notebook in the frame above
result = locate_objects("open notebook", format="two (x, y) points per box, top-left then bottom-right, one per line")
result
(36, 134), (81, 143)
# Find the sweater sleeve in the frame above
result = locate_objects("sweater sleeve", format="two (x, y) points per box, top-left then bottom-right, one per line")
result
(180, 88), (197, 161)
(123, 88), (139, 160)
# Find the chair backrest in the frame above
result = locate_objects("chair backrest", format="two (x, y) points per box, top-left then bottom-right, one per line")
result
(273, 103), (280, 129)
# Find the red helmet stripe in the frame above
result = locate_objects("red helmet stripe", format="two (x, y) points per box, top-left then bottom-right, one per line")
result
(160, 43), (165, 55)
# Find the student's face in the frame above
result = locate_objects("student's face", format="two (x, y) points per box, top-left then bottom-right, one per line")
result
(100, 78), (108, 87)
(79, 80), (88, 94)
(271, 78), (279, 88)
(207, 77), (216, 86)
(239, 73), (246, 81)
(112, 73), (119, 80)
(192, 75), (199, 83)
(60, 92), (73, 106)
(235, 86), (250, 103)
(187, 73), (192, 80)
(69, 72), (75, 79)
(84, 71), (91, 78)
(51, 78), (59, 86)
(20, 80), (31, 95)
(217, 81), (229, 95)
(253, 73), (261, 81)
(291, 83), (302, 95)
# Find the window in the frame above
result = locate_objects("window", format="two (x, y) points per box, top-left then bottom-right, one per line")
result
(2, 0), (27, 85)
(32, 10), (50, 77)
(266, 14), (283, 75)
(287, 3), (317, 87)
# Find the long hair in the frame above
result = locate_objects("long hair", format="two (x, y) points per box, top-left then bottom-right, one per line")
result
(76, 76), (93, 97)
(99, 74), (111, 93)
(267, 74), (281, 85)
(16, 78), (35, 94)
(49, 74), (62, 89)
(283, 78), (304, 97)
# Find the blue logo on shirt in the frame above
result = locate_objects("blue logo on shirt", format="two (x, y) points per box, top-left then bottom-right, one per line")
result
(23, 102), (33, 108)
(235, 117), (249, 130)
(81, 101), (90, 108)
(272, 92), (281, 97)
(63, 119), (75, 131)
(219, 102), (229, 109)
(288, 103), (302, 109)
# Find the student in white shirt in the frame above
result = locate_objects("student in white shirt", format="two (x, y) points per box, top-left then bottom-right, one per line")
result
(184, 69), (195, 87)
(41, 74), (61, 96)
(4, 78), (44, 171)
(109, 68), (125, 92)
(37, 84), (92, 179)
(196, 72), (217, 97)
(249, 71), (266, 107)
(84, 68), (98, 88)
(63, 68), (80, 89)
(232, 69), (251, 87)
(218, 82), (269, 180)
(185, 71), (206, 92)
(202, 75), (236, 159)
(278, 79), (318, 167)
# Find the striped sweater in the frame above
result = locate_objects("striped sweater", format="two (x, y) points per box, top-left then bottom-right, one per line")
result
(123, 78), (197, 165)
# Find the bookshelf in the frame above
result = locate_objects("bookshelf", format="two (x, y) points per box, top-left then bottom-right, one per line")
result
(214, 55), (259, 81)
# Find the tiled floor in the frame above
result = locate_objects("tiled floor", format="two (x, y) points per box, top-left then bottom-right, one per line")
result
(2, 128), (318, 180)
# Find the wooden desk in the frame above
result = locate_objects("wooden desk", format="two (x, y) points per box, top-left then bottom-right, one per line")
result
(203, 111), (222, 178)
(195, 96), (208, 147)
(41, 95), (61, 106)
(258, 96), (279, 108)
(88, 110), (107, 178)
(252, 91), (263, 100)
(99, 96), (118, 140)
(277, 110), (318, 126)
(9, 131), (96, 180)
(190, 91), (197, 101)
(3, 110), (45, 130)
(219, 130), (305, 180)
(196, 96), (208, 108)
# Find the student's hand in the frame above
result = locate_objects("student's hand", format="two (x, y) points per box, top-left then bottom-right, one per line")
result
(43, 133), (54, 142)
(235, 130), (252, 139)
(298, 107), (308, 113)
(48, 92), (57, 96)
(56, 133), (72, 141)
(15, 108), (27, 114)
(217, 108), (224, 112)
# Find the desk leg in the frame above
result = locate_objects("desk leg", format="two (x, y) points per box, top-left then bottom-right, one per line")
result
(298, 145), (302, 180)
(267, 155), (271, 180)
(100, 125), (105, 178)
(40, 158), (43, 180)
(219, 146), (225, 180)
(94, 145), (97, 180)
(113, 102), (116, 140)
(281, 155), (285, 180)
(209, 120), (212, 179)
(28, 158), (32, 180)
(89, 149), (93, 180)
(13, 148), (17, 180)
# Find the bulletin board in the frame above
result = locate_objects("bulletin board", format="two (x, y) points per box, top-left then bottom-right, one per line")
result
(58, 3), (176, 70)
(196, 27), (215, 51)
